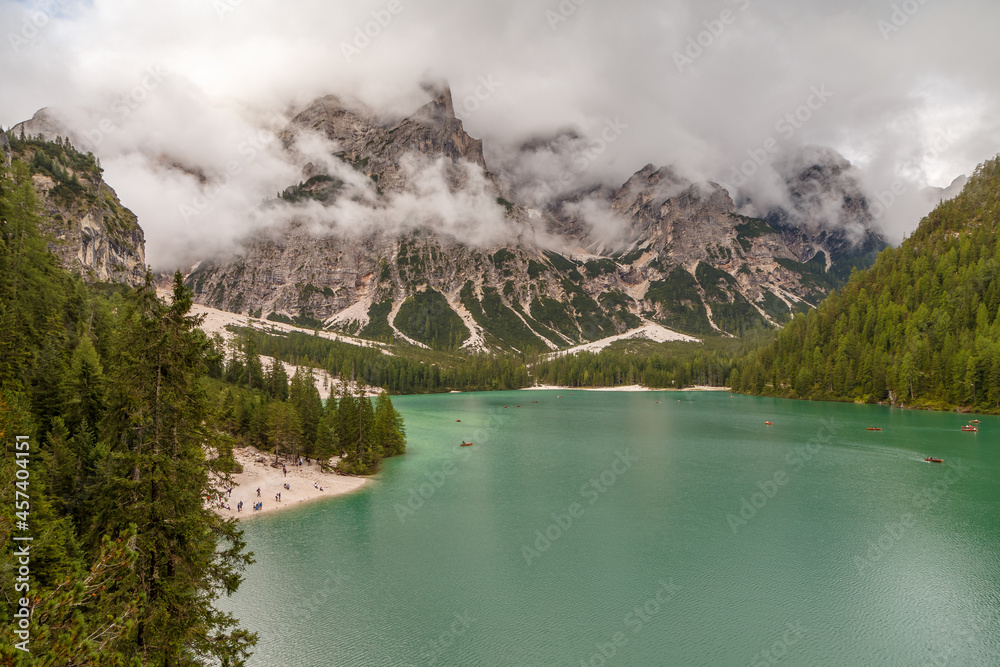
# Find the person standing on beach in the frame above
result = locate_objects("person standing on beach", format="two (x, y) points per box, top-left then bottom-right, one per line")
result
(257, 487), (261, 497)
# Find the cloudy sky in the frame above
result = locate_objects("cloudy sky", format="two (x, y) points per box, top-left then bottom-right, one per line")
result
(2, 0), (998, 268)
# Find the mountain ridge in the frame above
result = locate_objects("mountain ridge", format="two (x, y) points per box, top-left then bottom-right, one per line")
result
(8, 89), (887, 348)
(183, 86), (887, 351)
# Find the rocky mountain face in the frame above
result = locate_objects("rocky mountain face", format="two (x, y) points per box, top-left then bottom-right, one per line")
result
(757, 146), (886, 283)
(5, 115), (146, 286)
(283, 88), (489, 192)
(184, 88), (887, 352)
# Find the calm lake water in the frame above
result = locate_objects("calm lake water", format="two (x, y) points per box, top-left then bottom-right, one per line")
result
(221, 391), (1000, 666)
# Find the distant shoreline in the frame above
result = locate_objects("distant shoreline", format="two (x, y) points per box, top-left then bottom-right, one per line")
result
(520, 384), (728, 392)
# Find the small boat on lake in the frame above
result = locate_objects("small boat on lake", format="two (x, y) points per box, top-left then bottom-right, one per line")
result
(456, 419), (461, 422)
(969, 419), (980, 424)
(961, 425), (978, 432)
(460, 441), (473, 447)
(764, 421), (774, 426)
(866, 427), (882, 431)
(924, 457), (943, 463)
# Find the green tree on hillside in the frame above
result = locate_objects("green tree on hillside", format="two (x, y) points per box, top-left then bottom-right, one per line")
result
(315, 396), (340, 464)
(374, 391), (406, 458)
(731, 156), (1000, 414)
(269, 399), (303, 462)
(93, 273), (256, 664)
(289, 365), (322, 455)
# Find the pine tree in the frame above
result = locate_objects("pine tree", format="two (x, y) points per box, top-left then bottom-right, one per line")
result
(315, 396), (340, 465)
(268, 400), (303, 462)
(289, 366), (322, 454)
(357, 392), (377, 468)
(373, 391), (406, 458)
(336, 372), (359, 458)
(266, 357), (289, 400)
(41, 416), (77, 513)
(93, 273), (256, 664)
(242, 334), (265, 392)
(64, 334), (106, 439)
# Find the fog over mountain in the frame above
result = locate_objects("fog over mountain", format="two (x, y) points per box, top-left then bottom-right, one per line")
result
(3, 0), (999, 269)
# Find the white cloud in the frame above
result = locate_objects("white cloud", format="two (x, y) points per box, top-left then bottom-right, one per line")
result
(2, 0), (998, 266)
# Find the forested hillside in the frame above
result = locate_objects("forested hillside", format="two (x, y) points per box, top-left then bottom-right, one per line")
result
(0, 143), (405, 664)
(730, 157), (1000, 413)
(0, 142), (255, 662)
(531, 340), (737, 389)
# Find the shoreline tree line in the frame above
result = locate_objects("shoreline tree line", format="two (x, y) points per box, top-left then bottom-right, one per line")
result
(210, 334), (406, 476)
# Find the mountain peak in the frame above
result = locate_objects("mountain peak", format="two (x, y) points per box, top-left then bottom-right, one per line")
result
(10, 107), (74, 146)
(413, 80), (456, 124)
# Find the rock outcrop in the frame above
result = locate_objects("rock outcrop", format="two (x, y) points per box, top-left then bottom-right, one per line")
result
(5, 126), (146, 286)
(186, 87), (887, 349)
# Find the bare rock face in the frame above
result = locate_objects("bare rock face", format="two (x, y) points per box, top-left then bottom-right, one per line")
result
(5, 127), (146, 286)
(187, 89), (887, 349)
(755, 146), (888, 281)
(9, 108), (69, 144)
(281, 85), (486, 196)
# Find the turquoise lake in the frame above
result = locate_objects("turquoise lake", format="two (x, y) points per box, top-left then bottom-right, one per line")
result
(221, 391), (1000, 666)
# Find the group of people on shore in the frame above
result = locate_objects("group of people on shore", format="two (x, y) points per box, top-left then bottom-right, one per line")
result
(235, 500), (266, 512)
(224, 457), (329, 515)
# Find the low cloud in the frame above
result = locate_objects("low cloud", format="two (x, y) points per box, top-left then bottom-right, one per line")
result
(2, 0), (998, 264)
(285, 152), (517, 247)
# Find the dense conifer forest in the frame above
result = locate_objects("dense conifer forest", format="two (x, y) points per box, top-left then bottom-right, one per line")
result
(0, 145), (404, 664)
(731, 157), (1000, 412)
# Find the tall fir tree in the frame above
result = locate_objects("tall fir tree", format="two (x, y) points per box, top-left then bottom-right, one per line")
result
(266, 357), (289, 401)
(315, 395), (340, 465)
(373, 391), (406, 458)
(289, 366), (322, 455)
(93, 273), (256, 665)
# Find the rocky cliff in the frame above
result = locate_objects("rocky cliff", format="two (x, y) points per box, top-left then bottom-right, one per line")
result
(5, 119), (146, 286)
(185, 87), (887, 351)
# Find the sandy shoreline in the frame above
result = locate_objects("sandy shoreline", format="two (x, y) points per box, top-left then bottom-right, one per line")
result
(211, 447), (368, 519)
(521, 384), (728, 392)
